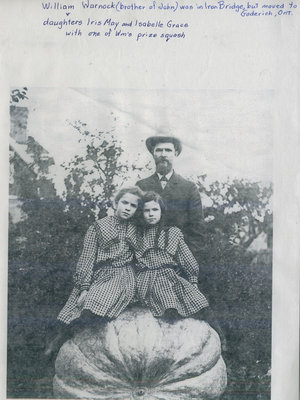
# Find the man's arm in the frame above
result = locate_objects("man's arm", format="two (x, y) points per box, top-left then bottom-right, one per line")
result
(185, 183), (206, 264)
(136, 179), (143, 189)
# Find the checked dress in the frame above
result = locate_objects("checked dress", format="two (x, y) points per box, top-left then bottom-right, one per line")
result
(135, 226), (209, 317)
(57, 215), (137, 324)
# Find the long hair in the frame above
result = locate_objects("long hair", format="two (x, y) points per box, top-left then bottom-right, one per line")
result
(141, 191), (170, 249)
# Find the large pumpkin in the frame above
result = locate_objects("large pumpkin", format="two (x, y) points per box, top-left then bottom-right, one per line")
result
(53, 307), (227, 399)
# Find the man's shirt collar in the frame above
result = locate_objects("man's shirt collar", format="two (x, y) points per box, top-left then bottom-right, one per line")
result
(156, 170), (174, 181)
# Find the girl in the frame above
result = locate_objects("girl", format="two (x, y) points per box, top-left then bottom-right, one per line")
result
(135, 191), (226, 349)
(45, 186), (143, 356)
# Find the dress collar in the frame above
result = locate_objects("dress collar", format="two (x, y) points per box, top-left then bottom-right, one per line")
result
(113, 214), (128, 225)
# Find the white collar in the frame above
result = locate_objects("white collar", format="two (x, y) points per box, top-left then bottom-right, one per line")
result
(156, 170), (174, 181)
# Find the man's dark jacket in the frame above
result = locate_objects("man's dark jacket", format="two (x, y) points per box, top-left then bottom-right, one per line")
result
(136, 172), (205, 262)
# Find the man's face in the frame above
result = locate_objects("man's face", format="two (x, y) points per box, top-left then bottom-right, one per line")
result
(153, 142), (177, 175)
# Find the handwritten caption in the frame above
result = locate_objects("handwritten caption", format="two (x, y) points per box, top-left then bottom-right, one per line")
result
(41, 0), (298, 41)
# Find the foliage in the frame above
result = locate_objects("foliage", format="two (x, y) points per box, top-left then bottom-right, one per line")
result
(195, 175), (272, 268)
(62, 121), (131, 218)
(10, 87), (28, 104)
(192, 175), (272, 400)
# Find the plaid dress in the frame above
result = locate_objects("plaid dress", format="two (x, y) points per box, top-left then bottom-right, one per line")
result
(57, 216), (137, 324)
(135, 226), (209, 317)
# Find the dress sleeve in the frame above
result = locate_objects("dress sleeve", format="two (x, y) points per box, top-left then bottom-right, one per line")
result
(73, 225), (98, 292)
(175, 229), (199, 284)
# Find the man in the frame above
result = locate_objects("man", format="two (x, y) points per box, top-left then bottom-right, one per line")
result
(136, 135), (205, 263)
(136, 136), (227, 351)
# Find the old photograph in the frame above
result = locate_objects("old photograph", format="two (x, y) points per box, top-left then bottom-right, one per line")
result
(8, 87), (273, 399)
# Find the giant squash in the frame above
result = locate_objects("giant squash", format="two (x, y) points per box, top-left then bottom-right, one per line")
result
(53, 307), (227, 399)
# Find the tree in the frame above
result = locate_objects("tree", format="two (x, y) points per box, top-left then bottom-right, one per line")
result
(195, 175), (273, 267)
(63, 121), (131, 218)
(8, 118), (136, 397)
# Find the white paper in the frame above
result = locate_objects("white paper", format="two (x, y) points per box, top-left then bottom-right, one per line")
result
(1, 0), (299, 399)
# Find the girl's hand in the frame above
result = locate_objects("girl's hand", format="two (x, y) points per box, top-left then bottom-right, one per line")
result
(77, 290), (88, 308)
